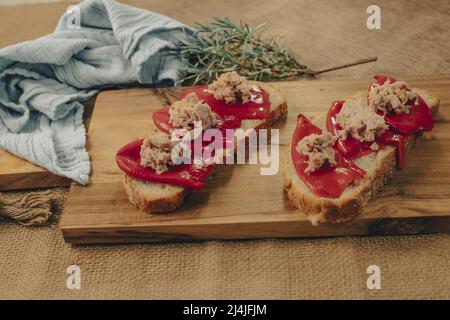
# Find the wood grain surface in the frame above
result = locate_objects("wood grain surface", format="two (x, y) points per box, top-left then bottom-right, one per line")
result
(60, 75), (450, 244)
(0, 157), (70, 191)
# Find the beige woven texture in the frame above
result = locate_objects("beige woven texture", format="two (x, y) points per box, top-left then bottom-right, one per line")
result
(1, 0), (450, 299)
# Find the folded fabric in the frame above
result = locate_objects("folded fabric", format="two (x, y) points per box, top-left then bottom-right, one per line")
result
(0, 0), (194, 184)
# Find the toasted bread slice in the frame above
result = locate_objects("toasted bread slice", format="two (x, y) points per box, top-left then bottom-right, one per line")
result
(283, 89), (439, 225)
(124, 81), (288, 213)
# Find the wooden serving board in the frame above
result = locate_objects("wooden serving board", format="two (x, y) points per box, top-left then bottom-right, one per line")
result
(60, 76), (450, 244)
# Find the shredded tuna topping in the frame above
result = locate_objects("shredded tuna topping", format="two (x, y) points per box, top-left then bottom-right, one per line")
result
(207, 71), (253, 104)
(368, 79), (418, 114)
(169, 93), (219, 129)
(140, 130), (175, 174)
(336, 98), (388, 142)
(296, 133), (337, 173)
(370, 142), (379, 151)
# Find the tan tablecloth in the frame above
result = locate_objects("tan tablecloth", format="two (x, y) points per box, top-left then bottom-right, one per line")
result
(1, 0), (450, 299)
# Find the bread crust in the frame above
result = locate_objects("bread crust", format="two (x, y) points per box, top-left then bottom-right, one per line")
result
(123, 82), (287, 214)
(283, 143), (396, 225)
(123, 174), (190, 213)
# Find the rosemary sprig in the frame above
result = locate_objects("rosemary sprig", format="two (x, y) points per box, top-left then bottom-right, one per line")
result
(178, 17), (315, 85)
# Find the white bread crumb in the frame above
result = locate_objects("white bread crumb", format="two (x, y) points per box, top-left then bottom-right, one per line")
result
(370, 142), (379, 151)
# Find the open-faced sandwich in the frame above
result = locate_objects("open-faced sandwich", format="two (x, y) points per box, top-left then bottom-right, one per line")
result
(284, 75), (439, 225)
(116, 72), (287, 213)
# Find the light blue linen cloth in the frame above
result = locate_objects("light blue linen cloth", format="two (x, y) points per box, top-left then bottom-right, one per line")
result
(0, 0), (193, 184)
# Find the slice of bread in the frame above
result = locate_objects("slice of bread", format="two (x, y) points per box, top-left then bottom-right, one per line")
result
(123, 81), (288, 213)
(283, 89), (439, 225)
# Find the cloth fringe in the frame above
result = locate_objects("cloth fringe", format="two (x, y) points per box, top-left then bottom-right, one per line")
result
(0, 191), (52, 226)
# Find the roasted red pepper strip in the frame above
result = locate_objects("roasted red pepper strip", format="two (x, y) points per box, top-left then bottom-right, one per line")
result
(152, 107), (241, 134)
(370, 75), (434, 135)
(326, 100), (409, 166)
(179, 85), (270, 120)
(116, 139), (214, 190)
(292, 114), (365, 198)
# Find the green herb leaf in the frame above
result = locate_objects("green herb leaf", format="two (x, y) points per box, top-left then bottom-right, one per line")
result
(177, 17), (316, 86)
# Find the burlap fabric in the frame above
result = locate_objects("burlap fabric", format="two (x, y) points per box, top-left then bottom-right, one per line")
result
(2, 205), (450, 299)
(1, 0), (450, 299)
